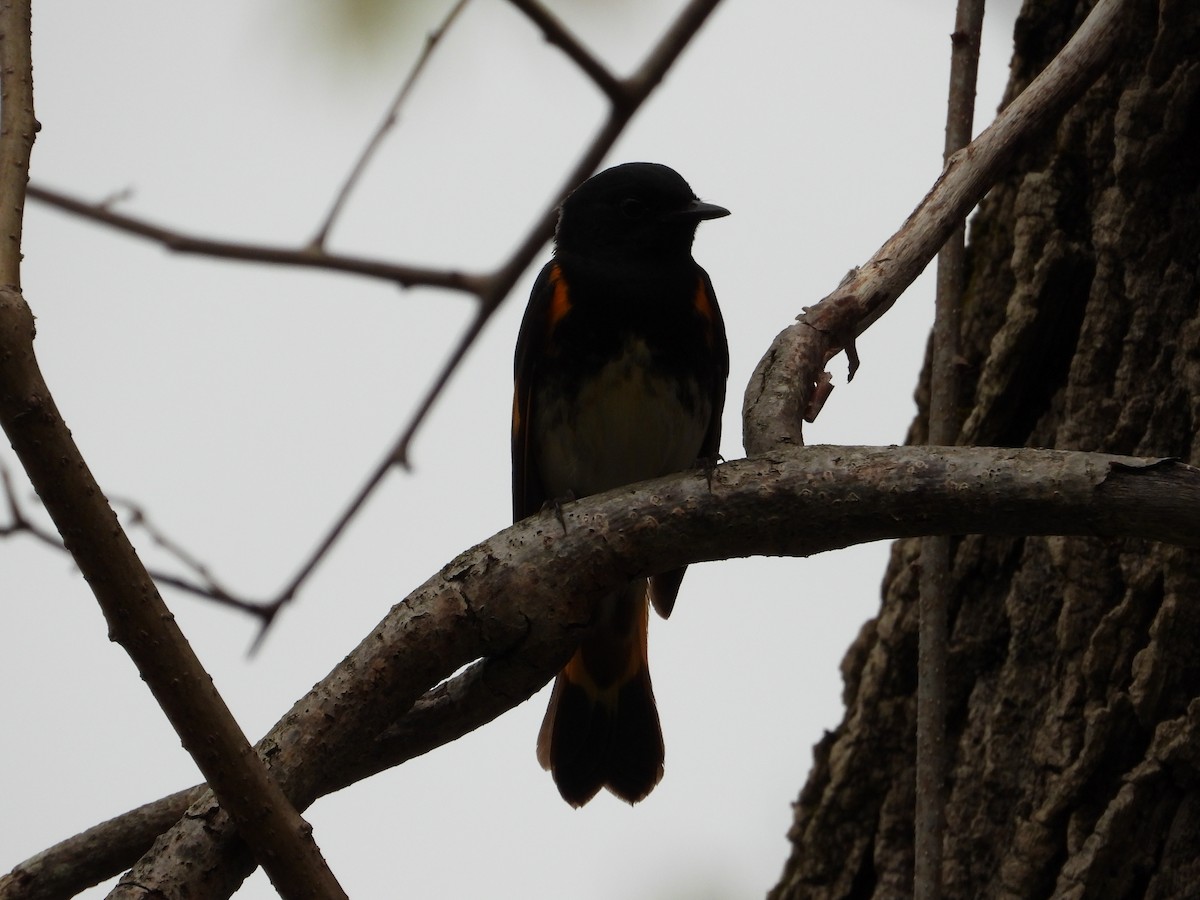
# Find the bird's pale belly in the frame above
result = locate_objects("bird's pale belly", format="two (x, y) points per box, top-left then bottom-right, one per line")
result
(534, 340), (709, 500)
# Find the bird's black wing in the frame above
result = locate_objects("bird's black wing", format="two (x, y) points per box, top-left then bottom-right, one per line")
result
(512, 260), (566, 523)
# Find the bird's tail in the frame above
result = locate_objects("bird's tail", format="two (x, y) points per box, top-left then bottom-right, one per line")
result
(537, 580), (664, 807)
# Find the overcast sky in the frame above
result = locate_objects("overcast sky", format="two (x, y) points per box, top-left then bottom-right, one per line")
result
(3, 2), (1020, 897)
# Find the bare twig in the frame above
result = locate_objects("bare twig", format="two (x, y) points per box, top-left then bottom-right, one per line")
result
(507, 0), (624, 101)
(915, 2), (986, 898)
(111, 498), (278, 615)
(117, 498), (232, 594)
(741, 0), (1132, 455)
(0, 467), (58, 546)
(310, 0), (472, 249)
(0, 6), (348, 897)
(6, 447), (1200, 900)
(0, 467), (16, 529)
(3, 470), (275, 615)
(27, 182), (488, 292)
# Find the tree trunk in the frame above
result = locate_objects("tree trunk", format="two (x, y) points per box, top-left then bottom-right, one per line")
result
(772, 0), (1200, 897)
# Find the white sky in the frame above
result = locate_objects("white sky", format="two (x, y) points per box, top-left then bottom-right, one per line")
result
(3, 1), (1019, 897)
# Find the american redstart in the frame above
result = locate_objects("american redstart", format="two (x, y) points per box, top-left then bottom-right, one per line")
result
(513, 162), (729, 806)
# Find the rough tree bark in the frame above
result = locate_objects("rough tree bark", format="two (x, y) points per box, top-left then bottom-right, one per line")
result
(772, 0), (1200, 897)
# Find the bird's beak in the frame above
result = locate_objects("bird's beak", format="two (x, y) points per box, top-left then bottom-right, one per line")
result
(667, 199), (731, 222)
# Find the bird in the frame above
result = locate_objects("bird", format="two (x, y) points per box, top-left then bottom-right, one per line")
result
(512, 162), (729, 806)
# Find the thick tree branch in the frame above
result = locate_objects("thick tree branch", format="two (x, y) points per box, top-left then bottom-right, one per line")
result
(0, 787), (207, 900)
(742, 0), (1131, 453)
(9, 446), (1200, 900)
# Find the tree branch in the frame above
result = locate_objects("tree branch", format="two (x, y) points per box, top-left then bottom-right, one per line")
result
(916, 2), (986, 897)
(741, 0), (1132, 454)
(0, 0), (34, 281)
(309, 0), (472, 249)
(8, 446), (1200, 900)
(0, 6), (346, 898)
(0, 787), (207, 900)
(2, 466), (277, 615)
(507, 0), (623, 101)
(26, 183), (489, 292)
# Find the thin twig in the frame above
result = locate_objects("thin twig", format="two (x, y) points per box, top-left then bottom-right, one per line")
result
(2, 469), (274, 615)
(393, 302), (497, 465)
(1, 466), (31, 535)
(915, 3), (986, 898)
(27, 183), (489, 292)
(112, 498), (277, 615)
(507, 0), (624, 101)
(116, 498), (232, 594)
(310, 0), (472, 249)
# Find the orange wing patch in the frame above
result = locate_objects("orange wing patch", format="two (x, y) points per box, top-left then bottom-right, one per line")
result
(693, 276), (717, 346)
(547, 264), (572, 333)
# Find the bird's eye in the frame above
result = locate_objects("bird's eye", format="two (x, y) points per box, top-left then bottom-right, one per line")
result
(619, 197), (646, 219)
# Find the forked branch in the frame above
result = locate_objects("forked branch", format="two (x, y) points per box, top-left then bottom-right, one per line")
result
(741, 0), (1131, 453)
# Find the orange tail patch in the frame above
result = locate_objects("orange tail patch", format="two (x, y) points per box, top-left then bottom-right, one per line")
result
(537, 583), (664, 806)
